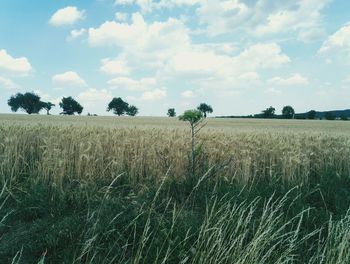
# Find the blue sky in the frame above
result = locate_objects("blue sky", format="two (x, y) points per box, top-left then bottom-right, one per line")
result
(0, 0), (350, 116)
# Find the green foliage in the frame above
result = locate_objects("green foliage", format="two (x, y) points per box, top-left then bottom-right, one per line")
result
(59, 97), (83, 115)
(1, 170), (350, 263)
(107, 97), (129, 116)
(262, 106), (276, 118)
(325, 112), (335, 120)
(282, 105), (295, 119)
(307, 110), (317, 119)
(7, 92), (45, 114)
(1, 120), (350, 263)
(197, 103), (213, 118)
(126, 105), (139, 116)
(340, 114), (348, 121)
(167, 108), (176, 117)
(179, 110), (205, 176)
(42, 102), (55, 115)
(179, 110), (203, 125)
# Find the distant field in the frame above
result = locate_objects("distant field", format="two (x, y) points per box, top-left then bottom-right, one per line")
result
(0, 114), (349, 263)
(1, 114), (350, 134)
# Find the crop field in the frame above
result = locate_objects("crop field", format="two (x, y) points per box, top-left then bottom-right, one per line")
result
(0, 114), (350, 263)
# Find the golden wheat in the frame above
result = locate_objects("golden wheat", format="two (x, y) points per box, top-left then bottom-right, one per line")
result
(1, 114), (350, 188)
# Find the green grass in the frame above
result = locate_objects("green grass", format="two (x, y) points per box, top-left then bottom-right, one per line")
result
(0, 115), (349, 263)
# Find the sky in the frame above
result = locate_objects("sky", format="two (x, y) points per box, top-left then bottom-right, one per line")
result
(0, 0), (350, 116)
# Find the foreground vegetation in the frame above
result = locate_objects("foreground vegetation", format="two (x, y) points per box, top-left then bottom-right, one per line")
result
(0, 115), (349, 263)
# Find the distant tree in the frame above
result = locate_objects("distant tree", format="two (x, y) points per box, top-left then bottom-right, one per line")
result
(340, 114), (348, 121)
(59, 97), (83, 115)
(197, 103), (213, 118)
(167, 108), (176, 117)
(325, 112), (335, 120)
(282, 105), (295, 119)
(126, 105), (139, 116)
(262, 106), (276, 118)
(295, 114), (306, 120)
(107, 97), (129, 116)
(307, 110), (317, 120)
(42, 102), (55, 115)
(7, 92), (45, 114)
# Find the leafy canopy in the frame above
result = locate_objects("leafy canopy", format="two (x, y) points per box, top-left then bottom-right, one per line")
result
(126, 105), (139, 116)
(42, 102), (55, 115)
(282, 105), (295, 119)
(8, 92), (46, 114)
(325, 112), (335, 120)
(167, 108), (176, 117)
(59, 97), (83, 115)
(307, 110), (317, 120)
(107, 97), (129, 116)
(179, 110), (203, 125)
(262, 106), (276, 118)
(197, 103), (213, 118)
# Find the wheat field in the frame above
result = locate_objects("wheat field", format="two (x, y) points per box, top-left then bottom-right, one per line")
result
(0, 114), (349, 263)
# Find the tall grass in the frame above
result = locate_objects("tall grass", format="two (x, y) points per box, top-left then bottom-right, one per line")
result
(0, 119), (349, 263)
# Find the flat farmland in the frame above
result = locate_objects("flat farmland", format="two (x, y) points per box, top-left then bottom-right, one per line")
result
(0, 114), (349, 263)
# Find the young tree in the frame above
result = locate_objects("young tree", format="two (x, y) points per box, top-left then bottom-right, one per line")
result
(59, 97), (83, 115)
(307, 110), (317, 120)
(197, 103), (213, 118)
(167, 108), (176, 117)
(42, 102), (55, 115)
(107, 97), (129, 116)
(262, 106), (276, 118)
(282, 105), (295, 119)
(126, 105), (139, 116)
(8, 92), (45, 114)
(179, 110), (204, 175)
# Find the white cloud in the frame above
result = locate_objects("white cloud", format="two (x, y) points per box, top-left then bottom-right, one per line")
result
(198, 43), (237, 55)
(76, 89), (113, 114)
(267, 74), (309, 86)
(318, 23), (350, 59)
(162, 42), (290, 92)
(197, 0), (329, 37)
(49, 6), (85, 27)
(115, 12), (129, 22)
(88, 13), (190, 64)
(128, 88), (167, 101)
(67, 28), (87, 41)
(113, 0), (328, 39)
(265, 87), (281, 95)
(238, 72), (260, 82)
(235, 43), (290, 70)
(343, 76), (350, 84)
(108, 76), (157, 91)
(181, 90), (195, 98)
(101, 58), (131, 75)
(52, 71), (87, 86)
(77, 88), (113, 106)
(0, 76), (20, 89)
(89, 13), (290, 94)
(142, 88), (167, 100)
(298, 27), (326, 43)
(34, 90), (51, 101)
(114, 0), (199, 13)
(0, 49), (32, 74)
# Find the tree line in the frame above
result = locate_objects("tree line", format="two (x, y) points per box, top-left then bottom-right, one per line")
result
(259, 106), (347, 120)
(7, 92), (140, 116)
(6, 91), (347, 120)
(6, 91), (214, 118)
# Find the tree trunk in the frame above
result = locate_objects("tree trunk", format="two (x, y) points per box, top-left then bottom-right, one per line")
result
(191, 123), (195, 176)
